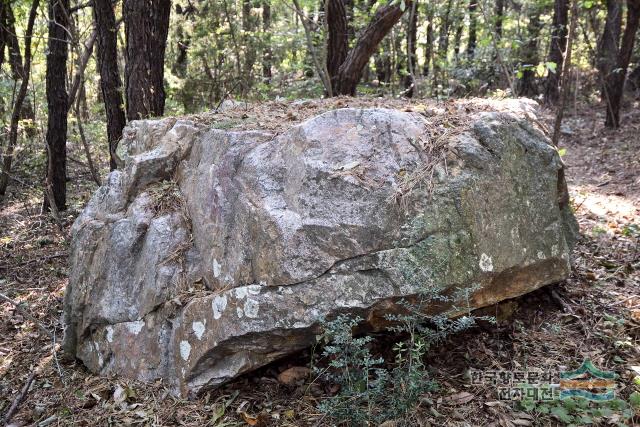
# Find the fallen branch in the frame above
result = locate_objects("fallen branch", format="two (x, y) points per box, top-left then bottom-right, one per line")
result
(0, 292), (53, 338)
(2, 370), (36, 425)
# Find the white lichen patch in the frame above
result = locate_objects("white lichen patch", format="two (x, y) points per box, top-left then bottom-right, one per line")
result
(236, 307), (244, 318)
(234, 284), (262, 300)
(551, 244), (559, 256)
(212, 259), (222, 278)
(180, 340), (191, 361)
(105, 326), (114, 343)
(537, 251), (545, 260)
(126, 320), (145, 335)
(479, 253), (494, 272)
(192, 321), (206, 340)
(212, 294), (227, 320)
(243, 299), (260, 318)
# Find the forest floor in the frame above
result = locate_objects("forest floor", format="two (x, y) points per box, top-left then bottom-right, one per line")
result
(0, 97), (638, 426)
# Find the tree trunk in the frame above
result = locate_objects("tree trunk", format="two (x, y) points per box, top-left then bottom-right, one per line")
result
(516, 3), (543, 97)
(0, 0), (39, 197)
(328, 0), (409, 96)
(433, 0), (453, 94)
(3, 3), (36, 128)
(544, 0), (569, 104)
(242, 0), (258, 92)
(262, 0), (272, 81)
(95, 0), (126, 170)
(124, 0), (171, 120)
(467, 0), (478, 60)
(326, 0), (348, 89)
(0, 3), (6, 72)
(598, 0), (623, 104)
(422, 4), (434, 77)
(404, 0), (417, 97)
(494, 0), (504, 40)
(44, 0), (70, 211)
(172, 4), (191, 78)
(605, 0), (640, 128)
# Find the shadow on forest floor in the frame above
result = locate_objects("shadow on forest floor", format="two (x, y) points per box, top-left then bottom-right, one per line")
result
(0, 98), (638, 426)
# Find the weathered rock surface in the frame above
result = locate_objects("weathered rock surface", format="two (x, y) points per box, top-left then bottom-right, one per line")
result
(63, 100), (578, 396)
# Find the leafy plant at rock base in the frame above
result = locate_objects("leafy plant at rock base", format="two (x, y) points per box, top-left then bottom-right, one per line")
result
(314, 283), (494, 426)
(518, 393), (636, 426)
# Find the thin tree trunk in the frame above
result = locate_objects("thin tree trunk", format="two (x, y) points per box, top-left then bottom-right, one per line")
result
(605, 0), (640, 128)
(552, 0), (577, 146)
(0, 0), (40, 197)
(326, 0), (348, 88)
(262, 0), (272, 81)
(44, 0), (70, 211)
(467, 0), (478, 60)
(333, 0), (409, 95)
(433, 0), (453, 94)
(516, 3), (543, 97)
(404, 0), (417, 97)
(598, 0), (622, 102)
(242, 0), (258, 93)
(124, 0), (171, 120)
(422, 3), (434, 77)
(94, 0), (126, 170)
(544, 0), (569, 104)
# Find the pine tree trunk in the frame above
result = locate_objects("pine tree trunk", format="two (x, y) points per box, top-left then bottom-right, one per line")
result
(124, 0), (171, 120)
(544, 0), (569, 104)
(467, 0), (478, 60)
(326, 0), (348, 89)
(0, 0), (39, 197)
(327, 0), (412, 96)
(95, 0), (126, 170)
(422, 4), (434, 77)
(598, 0), (622, 102)
(516, 3), (543, 97)
(44, 0), (70, 211)
(262, 0), (272, 81)
(605, 0), (640, 128)
(242, 0), (258, 91)
(404, 0), (417, 97)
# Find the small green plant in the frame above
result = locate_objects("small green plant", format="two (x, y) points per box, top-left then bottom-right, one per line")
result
(315, 282), (493, 426)
(519, 395), (636, 426)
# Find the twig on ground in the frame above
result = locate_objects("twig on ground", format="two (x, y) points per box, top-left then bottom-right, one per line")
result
(2, 370), (36, 425)
(0, 292), (53, 338)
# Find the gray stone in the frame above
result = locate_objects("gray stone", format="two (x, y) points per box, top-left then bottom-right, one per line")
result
(63, 100), (578, 396)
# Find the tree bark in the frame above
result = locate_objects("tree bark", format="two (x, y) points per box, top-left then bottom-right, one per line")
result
(516, 3), (543, 97)
(332, 0), (409, 95)
(262, 0), (272, 81)
(544, 0), (569, 104)
(94, 0), (126, 170)
(124, 0), (171, 120)
(467, 0), (478, 60)
(242, 0), (258, 92)
(598, 0), (622, 101)
(433, 0), (453, 94)
(326, 0), (348, 88)
(605, 0), (640, 128)
(0, 0), (39, 197)
(404, 0), (417, 97)
(44, 0), (70, 211)
(422, 3), (434, 77)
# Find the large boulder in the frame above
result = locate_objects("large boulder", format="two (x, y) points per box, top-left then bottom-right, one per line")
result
(63, 100), (578, 396)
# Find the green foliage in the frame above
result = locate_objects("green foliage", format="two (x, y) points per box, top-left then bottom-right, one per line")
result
(519, 395), (637, 426)
(315, 282), (493, 425)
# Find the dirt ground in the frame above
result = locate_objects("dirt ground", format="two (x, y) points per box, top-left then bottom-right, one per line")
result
(0, 98), (638, 426)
